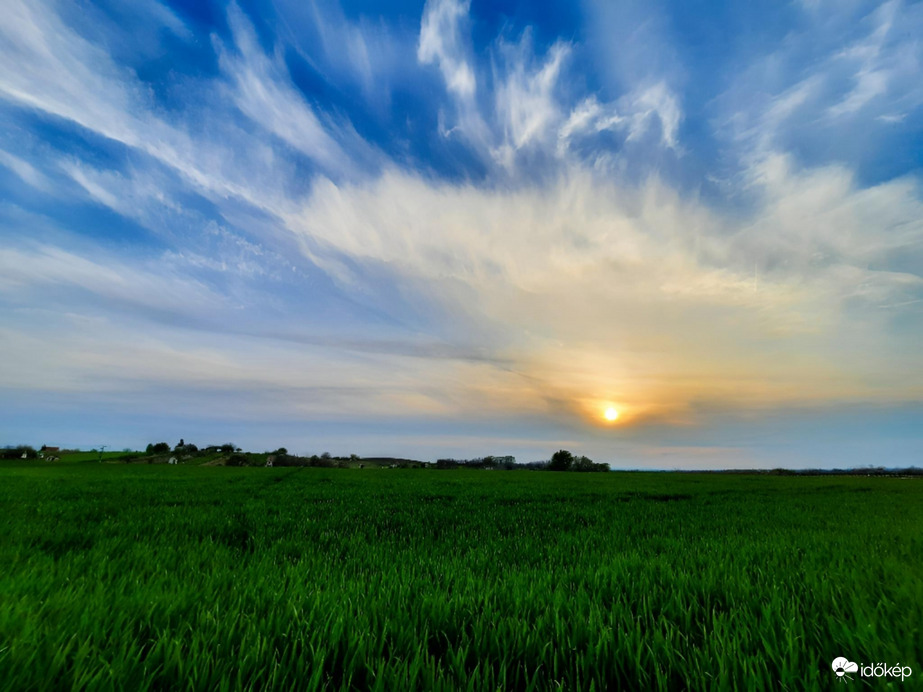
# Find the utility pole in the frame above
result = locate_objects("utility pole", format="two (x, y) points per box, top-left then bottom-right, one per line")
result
(98, 445), (107, 462)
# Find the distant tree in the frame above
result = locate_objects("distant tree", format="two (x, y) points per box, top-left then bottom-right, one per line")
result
(3, 445), (37, 459)
(571, 455), (608, 472)
(147, 442), (170, 454)
(321, 452), (332, 460)
(220, 443), (236, 454)
(273, 447), (288, 456)
(571, 455), (591, 472)
(548, 449), (574, 471)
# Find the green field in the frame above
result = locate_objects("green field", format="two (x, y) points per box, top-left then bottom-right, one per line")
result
(54, 451), (148, 464)
(0, 463), (920, 690)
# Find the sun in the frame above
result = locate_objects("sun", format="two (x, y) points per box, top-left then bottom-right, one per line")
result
(604, 407), (619, 422)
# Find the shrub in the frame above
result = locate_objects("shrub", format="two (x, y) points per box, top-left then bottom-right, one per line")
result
(2, 446), (37, 460)
(226, 453), (249, 467)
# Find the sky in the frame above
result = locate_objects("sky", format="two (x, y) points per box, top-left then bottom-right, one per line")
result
(1, 0), (922, 468)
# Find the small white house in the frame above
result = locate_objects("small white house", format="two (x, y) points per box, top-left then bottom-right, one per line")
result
(168, 457), (177, 465)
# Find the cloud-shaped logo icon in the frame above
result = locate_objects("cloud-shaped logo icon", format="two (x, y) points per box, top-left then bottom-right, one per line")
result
(832, 657), (859, 680)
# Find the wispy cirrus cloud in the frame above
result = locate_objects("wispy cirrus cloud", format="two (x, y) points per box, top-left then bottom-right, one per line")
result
(290, 163), (923, 426)
(419, 0), (477, 100)
(217, 3), (383, 180)
(415, 0), (684, 176)
(714, 0), (923, 178)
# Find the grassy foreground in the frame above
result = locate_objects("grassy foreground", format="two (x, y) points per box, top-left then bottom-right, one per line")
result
(0, 463), (920, 691)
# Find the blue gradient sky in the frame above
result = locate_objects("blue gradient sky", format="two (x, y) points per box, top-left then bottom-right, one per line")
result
(2, 0), (922, 468)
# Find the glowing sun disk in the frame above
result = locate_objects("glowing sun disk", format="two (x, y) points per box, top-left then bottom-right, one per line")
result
(604, 407), (619, 421)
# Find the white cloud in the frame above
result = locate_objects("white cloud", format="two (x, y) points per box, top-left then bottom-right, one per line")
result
(270, 0), (417, 113)
(418, 0), (476, 98)
(624, 82), (682, 149)
(717, 0), (923, 167)
(217, 4), (357, 177)
(418, 1), (686, 174)
(0, 0), (376, 224)
(0, 0), (138, 144)
(0, 245), (226, 316)
(558, 97), (624, 148)
(0, 0), (245, 206)
(828, 0), (897, 117)
(284, 163), (923, 424)
(493, 37), (570, 166)
(417, 0), (494, 157)
(557, 82), (682, 160)
(0, 149), (50, 191)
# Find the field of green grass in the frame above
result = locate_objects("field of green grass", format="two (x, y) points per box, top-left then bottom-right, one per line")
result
(0, 462), (919, 690)
(53, 451), (147, 464)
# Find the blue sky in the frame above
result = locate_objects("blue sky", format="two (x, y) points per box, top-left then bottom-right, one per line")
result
(1, 0), (922, 468)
